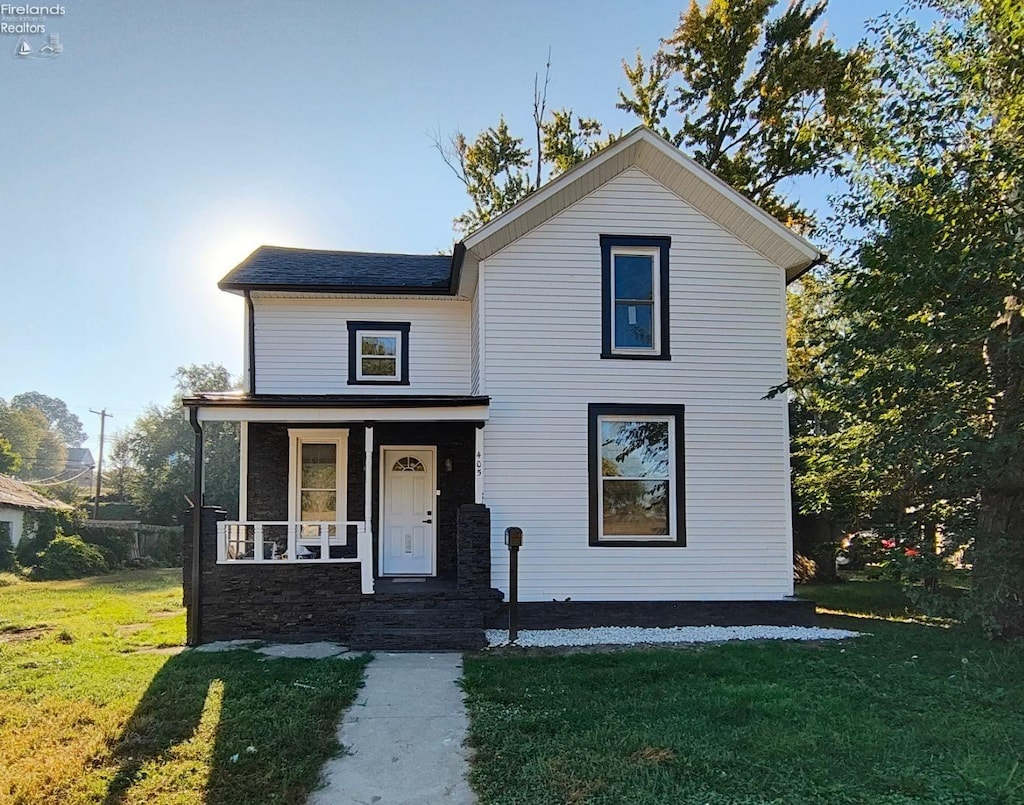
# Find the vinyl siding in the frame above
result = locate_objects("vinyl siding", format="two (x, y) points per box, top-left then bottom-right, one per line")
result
(481, 167), (793, 601)
(470, 280), (482, 395)
(252, 297), (471, 395)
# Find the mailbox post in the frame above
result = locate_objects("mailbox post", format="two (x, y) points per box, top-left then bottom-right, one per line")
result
(504, 526), (523, 644)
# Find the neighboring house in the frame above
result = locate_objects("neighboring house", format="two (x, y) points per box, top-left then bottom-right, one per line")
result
(0, 474), (73, 548)
(182, 127), (821, 648)
(59, 448), (95, 489)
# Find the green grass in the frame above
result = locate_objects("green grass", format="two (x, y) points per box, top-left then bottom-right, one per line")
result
(0, 569), (368, 804)
(463, 582), (1024, 804)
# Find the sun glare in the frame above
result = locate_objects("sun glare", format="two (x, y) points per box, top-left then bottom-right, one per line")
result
(184, 203), (317, 282)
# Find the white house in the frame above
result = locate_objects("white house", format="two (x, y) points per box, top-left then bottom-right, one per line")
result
(0, 474), (73, 549)
(182, 127), (821, 648)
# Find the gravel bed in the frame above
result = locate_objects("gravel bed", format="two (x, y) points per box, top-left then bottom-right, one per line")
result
(485, 624), (862, 648)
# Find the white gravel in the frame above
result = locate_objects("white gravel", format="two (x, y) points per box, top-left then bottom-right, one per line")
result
(485, 625), (862, 648)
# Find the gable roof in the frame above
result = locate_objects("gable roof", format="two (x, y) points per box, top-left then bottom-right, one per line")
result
(219, 246), (459, 295)
(0, 475), (73, 511)
(458, 126), (821, 296)
(66, 448), (94, 465)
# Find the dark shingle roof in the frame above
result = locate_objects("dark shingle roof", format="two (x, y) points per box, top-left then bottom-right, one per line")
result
(219, 246), (457, 294)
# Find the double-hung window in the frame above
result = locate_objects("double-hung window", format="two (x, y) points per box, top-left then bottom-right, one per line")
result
(588, 404), (685, 546)
(288, 428), (348, 556)
(600, 235), (671, 359)
(347, 321), (411, 385)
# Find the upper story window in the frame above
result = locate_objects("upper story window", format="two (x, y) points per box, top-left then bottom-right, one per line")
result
(347, 321), (411, 385)
(600, 235), (671, 360)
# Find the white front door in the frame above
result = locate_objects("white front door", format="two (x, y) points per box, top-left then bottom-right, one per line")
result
(380, 447), (435, 576)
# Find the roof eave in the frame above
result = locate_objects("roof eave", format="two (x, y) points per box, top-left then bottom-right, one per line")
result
(219, 282), (455, 296)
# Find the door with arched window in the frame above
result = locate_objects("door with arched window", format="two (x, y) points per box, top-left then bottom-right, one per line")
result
(380, 447), (436, 575)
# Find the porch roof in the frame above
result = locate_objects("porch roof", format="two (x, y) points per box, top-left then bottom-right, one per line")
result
(183, 393), (490, 423)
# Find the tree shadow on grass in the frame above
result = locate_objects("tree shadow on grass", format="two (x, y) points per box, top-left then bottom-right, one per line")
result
(103, 648), (368, 805)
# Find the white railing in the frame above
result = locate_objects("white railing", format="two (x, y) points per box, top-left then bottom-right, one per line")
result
(216, 520), (374, 594)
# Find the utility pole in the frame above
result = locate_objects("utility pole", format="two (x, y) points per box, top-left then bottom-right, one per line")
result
(90, 408), (112, 520)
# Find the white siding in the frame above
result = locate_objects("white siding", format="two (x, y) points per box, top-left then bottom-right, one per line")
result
(253, 297), (471, 395)
(470, 272), (483, 395)
(481, 167), (793, 601)
(0, 507), (25, 547)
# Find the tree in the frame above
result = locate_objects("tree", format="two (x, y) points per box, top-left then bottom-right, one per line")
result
(617, 0), (870, 229)
(116, 364), (240, 525)
(441, 1), (865, 235)
(0, 435), (20, 475)
(435, 58), (613, 234)
(799, 1), (1024, 635)
(0, 401), (66, 480)
(10, 392), (86, 447)
(104, 435), (136, 502)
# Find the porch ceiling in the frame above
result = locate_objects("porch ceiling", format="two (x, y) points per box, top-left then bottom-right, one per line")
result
(184, 393), (490, 423)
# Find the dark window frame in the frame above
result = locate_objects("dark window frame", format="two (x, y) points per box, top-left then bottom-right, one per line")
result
(346, 321), (411, 386)
(600, 235), (671, 360)
(588, 402), (686, 547)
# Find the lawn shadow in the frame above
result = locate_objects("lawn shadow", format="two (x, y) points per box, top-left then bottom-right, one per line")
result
(103, 648), (367, 804)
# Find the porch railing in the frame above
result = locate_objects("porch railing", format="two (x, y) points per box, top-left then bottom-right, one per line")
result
(216, 520), (374, 594)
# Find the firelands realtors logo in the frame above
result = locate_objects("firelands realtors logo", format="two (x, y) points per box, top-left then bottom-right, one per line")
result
(2, 4), (65, 59)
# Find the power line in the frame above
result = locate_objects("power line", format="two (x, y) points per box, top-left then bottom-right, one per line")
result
(26, 465), (94, 486)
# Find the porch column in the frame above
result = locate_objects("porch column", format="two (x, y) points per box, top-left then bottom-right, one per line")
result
(238, 421), (248, 520)
(364, 425), (373, 530)
(362, 425), (374, 594)
(474, 425), (485, 504)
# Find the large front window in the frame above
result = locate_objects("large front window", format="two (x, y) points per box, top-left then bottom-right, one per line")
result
(588, 404), (685, 546)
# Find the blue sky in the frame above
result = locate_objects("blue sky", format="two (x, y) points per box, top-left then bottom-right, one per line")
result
(0, 0), (910, 461)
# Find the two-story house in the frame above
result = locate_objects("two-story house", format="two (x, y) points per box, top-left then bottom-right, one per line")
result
(182, 127), (821, 649)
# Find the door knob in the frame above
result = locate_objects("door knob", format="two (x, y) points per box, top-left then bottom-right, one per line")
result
(422, 519), (432, 524)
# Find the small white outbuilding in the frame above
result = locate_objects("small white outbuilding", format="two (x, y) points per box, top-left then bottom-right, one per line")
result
(0, 474), (72, 548)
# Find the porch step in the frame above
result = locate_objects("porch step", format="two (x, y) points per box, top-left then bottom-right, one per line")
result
(349, 627), (487, 651)
(356, 605), (486, 630)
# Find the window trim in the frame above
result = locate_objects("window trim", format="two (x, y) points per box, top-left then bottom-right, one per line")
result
(287, 427), (349, 538)
(600, 235), (671, 360)
(347, 321), (411, 385)
(588, 403), (685, 547)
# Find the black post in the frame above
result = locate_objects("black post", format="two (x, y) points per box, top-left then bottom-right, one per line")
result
(187, 407), (203, 647)
(509, 544), (519, 644)
(504, 526), (523, 644)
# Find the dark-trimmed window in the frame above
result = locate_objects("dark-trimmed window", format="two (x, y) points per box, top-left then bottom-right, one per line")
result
(600, 235), (671, 359)
(588, 403), (685, 546)
(347, 321), (410, 385)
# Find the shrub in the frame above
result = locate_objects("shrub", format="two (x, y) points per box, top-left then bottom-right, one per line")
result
(0, 521), (14, 572)
(30, 535), (108, 581)
(840, 531), (889, 570)
(79, 525), (134, 567)
(16, 508), (84, 566)
(793, 553), (818, 583)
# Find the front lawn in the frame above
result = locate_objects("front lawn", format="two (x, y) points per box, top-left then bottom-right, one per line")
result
(0, 569), (367, 804)
(463, 583), (1024, 804)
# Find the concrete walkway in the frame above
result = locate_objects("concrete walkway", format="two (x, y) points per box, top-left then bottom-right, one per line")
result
(309, 653), (476, 804)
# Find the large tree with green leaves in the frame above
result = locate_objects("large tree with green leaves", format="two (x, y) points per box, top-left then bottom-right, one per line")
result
(0, 400), (67, 481)
(797, 0), (1024, 635)
(618, 0), (869, 229)
(10, 392), (86, 448)
(116, 364), (240, 525)
(442, 0), (866, 235)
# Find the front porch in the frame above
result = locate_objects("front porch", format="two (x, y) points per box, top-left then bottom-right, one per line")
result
(182, 394), (501, 649)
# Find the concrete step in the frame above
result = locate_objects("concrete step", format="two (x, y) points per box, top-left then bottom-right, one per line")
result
(349, 628), (487, 651)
